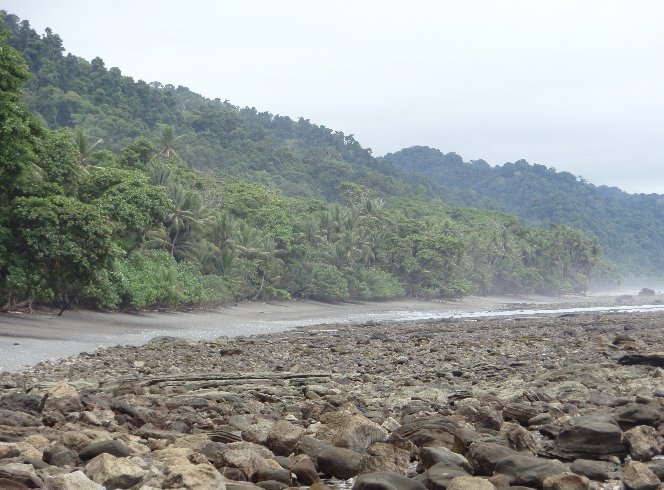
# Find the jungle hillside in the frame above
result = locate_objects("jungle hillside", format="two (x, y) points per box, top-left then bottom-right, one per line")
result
(0, 13), (624, 311)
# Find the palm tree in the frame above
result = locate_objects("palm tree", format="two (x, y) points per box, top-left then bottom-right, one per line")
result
(73, 127), (103, 166)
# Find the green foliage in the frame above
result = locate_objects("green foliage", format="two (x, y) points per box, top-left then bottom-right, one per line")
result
(308, 264), (349, 301)
(0, 12), (613, 312)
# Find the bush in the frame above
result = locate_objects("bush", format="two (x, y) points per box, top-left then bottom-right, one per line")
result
(356, 268), (404, 300)
(308, 264), (349, 301)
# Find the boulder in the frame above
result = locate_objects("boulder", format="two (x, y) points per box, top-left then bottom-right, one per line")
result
(447, 476), (495, 490)
(43, 444), (78, 467)
(214, 448), (274, 481)
(418, 461), (471, 489)
(542, 472), (590, 490)
(420, 446), (472, 473)
(615, 404), (662, 430)
(394, 416), (459, 449)
(288, 454), (320, 485)
(41, 382), (82, 415)
(266, 420), (305, 456)
(466, 442), (518, 476)
(552, 415), (627, 459)
(0, 409), (41, 427)
(623, 425), (660, 461)
(317, 445), (363, 479)
(0, 442), (20, 459)
(0, 463), (44, 488)
(570, 459), (618, 481)
(353, 471), (427, 489)
(359, 442), (410, 475)
(622, 461), (661, 490)
(317, 411), (388, 453)
(494, 454), (568, 488)
(44, 470), (105, 489)
(84, 453), (147, 488)
(79, 439), (131, 461)
(162, 463), (228, 489)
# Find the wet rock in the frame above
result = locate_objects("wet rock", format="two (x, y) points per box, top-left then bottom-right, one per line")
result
(317, 411), (388, 453)
(394, 416), (459, 449)
(447, 475), (495, 490)
(623, 425), (660, 461)
(43, 470), (105, 489)
(552, 414), (627, 459)
(162, 463), (227, 489)
(542, 472), (590, 490)
(288, 454), (320, 485)
(266, 420), (305, 456)
(317, 445), (363, 479)
(84, 453), (147, 488)
(215, 448), (274, 481)
(353, 471), (427, 489)
(418, 461), (471, 489)
(570, 459), (618, 481)
(0, 393), (42, 415)
(0, 463), (44, 488)
(359, 441), (410, 475)
(43, 444), (78, 468)
(78, 439), (131, 460)
(420, 446), (472, 472)
(0, 409), (42, 427)
(254, 466), (291, 484)
(494, 454), (568, 488)
(0, 442), (20, 459)
(615, 404), (663, 430)
(466, 442), (518, 476)
(500, 421), (539, 453)
(622, 461), (661, 490)
(41, 382), (82, 415)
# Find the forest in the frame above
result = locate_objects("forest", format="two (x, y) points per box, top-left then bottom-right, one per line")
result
(0, 12), (614, 311)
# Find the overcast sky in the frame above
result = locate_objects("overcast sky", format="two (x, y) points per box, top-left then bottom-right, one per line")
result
(3, 0), (664, 194)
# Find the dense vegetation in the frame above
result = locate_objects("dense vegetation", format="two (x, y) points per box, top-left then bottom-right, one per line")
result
(0, 13), (609, 311)
(383, 147), (664, 275)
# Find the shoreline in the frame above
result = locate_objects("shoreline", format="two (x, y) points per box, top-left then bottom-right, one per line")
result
(0, 293), (660, 373)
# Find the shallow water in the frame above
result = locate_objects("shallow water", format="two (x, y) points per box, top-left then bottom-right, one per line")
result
(2, 302), (663, 372)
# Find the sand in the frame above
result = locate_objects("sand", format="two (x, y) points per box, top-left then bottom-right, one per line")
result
(0, 293), (655, 372)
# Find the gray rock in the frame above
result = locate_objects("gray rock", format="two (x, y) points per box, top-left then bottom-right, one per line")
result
(44, 470), (105, 489)
(466, 442), (518, 476)
(615, 404), (662, 430)
(78, 439), (131, 461)
(317, 411), (388, 453)
(570, 459), (619, 481)
(317, 445), (363, 479)
(447, 476), (495, 490)
(353, 471), (427, 489)
(265, 420), (305, 457)
(553, 415), (627, 459)
(623, 425), (660, 461)
(418, 461), (471, 490)
(84, 453), (147, 488)
(542, 472), (590, 490)
(394, 416), (459, 449)
(494, 454), (568, 488)
(622, 461), (661, 490)
(43, 444), (78, 468)
(288, 453), (320, 485)
(420, 446), (472, 472)
(0, 409), (42, 427)
(0, 463), (44, 488)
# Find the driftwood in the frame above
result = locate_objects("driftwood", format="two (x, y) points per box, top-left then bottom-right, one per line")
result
(93, 372), (335, 393)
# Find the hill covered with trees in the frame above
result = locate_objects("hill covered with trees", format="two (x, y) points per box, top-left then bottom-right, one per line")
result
(0, 12), (613, 311)
(382, 146), (664, 275)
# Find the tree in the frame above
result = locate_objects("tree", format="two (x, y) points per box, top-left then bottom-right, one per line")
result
(11, 195), (114, 312)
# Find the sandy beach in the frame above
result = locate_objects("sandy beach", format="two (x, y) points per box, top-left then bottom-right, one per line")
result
(0, 293), (658, 372)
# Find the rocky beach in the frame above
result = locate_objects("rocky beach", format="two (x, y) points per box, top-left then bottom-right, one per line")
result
(1, 296), (664, 489)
